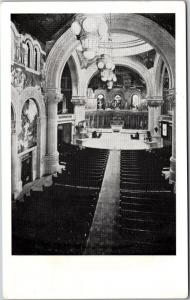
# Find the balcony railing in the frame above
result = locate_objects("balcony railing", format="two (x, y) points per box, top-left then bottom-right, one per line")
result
(57, 114), (75, 124)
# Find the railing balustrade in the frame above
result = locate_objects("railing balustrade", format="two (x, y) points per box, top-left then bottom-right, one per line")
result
(85, 110), (148, 130)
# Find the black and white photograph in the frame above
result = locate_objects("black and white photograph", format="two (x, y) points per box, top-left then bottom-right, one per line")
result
(11, 12), (176, 256)
(1, 1), (188, 299)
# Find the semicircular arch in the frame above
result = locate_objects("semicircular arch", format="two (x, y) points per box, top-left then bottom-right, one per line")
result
(20, 87), (46, 119)
(46, 14), (175, 93)
(82, 56), (153, 97)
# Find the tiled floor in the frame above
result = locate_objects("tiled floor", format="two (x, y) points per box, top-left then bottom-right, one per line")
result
(85, 150), (120, 254)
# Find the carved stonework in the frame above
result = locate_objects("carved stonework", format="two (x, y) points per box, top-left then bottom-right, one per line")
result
(46, 89), (63, 104)
(76, 50), (97, 69)
(146, 96), (164, 107)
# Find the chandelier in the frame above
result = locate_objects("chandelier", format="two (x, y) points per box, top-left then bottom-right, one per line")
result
(71, 14), (108, 60)
(97, 54), (117, 89)
(96, 14), (117, 90)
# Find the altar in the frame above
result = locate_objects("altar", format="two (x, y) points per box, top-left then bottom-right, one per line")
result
(85, 110), (148, 130)
(110, 117), (124, 132)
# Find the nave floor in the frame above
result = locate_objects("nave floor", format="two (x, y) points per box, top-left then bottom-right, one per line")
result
(82, 131), (150, 150)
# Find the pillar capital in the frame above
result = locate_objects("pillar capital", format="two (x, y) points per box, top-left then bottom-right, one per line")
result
(166, 88), (176, 108)
(45, 88), (63, 104)
(71, 96), (86, 105)
(146, 96), (164, 107)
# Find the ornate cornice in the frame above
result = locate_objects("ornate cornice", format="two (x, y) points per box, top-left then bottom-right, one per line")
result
(71, 96), (86, 105)
(146, 96), (164, 107)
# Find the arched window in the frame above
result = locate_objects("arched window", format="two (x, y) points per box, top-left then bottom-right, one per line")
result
(26, 42), (31, 68)
(18, 99), (38, 153)
(131, 94), (140, 110)
(60, 62), (73, 113)
(34, 47), (38, 71)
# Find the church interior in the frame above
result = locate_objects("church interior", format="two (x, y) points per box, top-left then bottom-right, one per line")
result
(11, 13), (176, 255)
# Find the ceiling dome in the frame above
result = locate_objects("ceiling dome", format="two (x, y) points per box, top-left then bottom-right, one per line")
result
(98, 33), (153, 57)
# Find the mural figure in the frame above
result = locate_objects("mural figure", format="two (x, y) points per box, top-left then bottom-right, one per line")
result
(11, 67), (26, 91)
(18, 99), (38, 153)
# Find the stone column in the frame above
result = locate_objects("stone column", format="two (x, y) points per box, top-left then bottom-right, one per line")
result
(12, 119), (23, 198)
(71, 96), (86, 125)
(45, 89), (63, 174)
(147, 97), (164, 136)
(71, 121), (75, 144)
(36, 117), (41, 178)
(167, 89), (176, 185)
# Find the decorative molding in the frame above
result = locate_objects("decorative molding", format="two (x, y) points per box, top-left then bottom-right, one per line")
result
(20, 86), (46, 119)
(146, 96), (164, 107)
(57, 114), (75, 124)
(46, 29), (79, 89)
(71, 96), (86, 105)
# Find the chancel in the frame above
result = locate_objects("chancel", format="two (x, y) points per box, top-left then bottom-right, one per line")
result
(11, 13), (176, 255)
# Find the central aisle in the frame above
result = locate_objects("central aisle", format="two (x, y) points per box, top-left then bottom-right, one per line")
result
(85, 150), (120, 254)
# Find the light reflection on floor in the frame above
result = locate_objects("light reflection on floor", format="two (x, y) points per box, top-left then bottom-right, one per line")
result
(82, 132), (149, 150)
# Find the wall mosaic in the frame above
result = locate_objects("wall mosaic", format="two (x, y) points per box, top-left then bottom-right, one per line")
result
(11, 61), (46, 94)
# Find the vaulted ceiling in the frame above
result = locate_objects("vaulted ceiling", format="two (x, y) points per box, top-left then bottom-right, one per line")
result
(11, 13), (175, 45)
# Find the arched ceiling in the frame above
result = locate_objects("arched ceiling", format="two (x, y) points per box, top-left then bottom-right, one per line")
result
(11, 13), (175, 45)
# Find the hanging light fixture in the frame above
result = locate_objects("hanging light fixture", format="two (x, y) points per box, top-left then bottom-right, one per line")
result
(96, 14), (117, 89)
(71, 14), (108, 60)
(97, 54), (117, 89)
